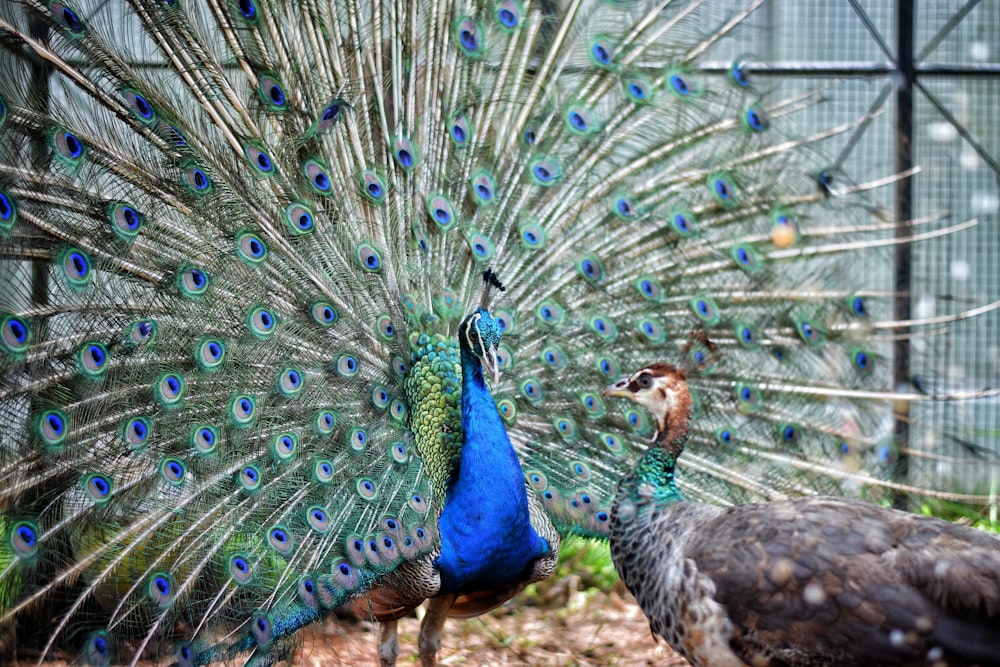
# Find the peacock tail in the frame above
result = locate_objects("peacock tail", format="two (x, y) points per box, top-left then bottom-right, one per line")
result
(0, 0), (995, 664)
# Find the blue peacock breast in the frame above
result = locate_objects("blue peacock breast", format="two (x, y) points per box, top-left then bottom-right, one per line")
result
(402, 332), (550, 594)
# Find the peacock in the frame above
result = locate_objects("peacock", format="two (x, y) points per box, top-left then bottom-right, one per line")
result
(0, 0), (995, 665)
(603, 361), (1000, 667)
(348, 284), (560, 667)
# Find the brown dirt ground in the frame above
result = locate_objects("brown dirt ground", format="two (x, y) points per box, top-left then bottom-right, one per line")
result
(9, 590), (688, 666)
(296, 589), (688, 666)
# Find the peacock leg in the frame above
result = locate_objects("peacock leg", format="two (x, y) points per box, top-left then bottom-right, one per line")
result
(376, 619), (399, 667)
(418, 594), (456, 667)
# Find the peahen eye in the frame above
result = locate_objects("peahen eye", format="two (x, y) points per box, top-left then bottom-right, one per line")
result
(638, 373), (652, 388)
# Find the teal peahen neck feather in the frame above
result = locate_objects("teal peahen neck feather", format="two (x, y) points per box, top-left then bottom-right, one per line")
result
(619, 443), (686, 508)
(608, 363), (691, 510)
(435, 307), (550, 595)
(0, 0), (995, 665)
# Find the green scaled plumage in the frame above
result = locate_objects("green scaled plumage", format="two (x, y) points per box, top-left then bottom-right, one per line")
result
(405, 334), (463, 502)
(0, 0), (996, 665)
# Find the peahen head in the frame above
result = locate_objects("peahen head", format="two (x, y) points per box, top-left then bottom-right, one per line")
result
(603, 364), (693, 453)
(458, 307), (503, 385)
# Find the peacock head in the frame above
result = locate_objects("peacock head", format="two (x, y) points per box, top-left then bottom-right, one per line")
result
(458, 307), (503, 385)
(603, 364), (693, 448)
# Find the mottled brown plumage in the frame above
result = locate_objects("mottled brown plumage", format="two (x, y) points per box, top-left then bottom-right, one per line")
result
(605, 365), (1000, 667)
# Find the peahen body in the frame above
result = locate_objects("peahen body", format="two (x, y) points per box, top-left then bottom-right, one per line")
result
(604, 363), (1000, 667)
(0, 0), (995, 665)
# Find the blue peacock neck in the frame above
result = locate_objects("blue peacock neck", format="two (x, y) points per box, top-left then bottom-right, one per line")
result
(433, 338), (549, 595)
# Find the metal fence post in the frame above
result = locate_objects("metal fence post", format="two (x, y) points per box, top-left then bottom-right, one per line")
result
(893, 0), (915, 508)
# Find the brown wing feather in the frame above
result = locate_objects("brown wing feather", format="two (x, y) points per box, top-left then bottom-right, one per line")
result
(882, 506), (1000, 616)
(685, 496), (1000, 666)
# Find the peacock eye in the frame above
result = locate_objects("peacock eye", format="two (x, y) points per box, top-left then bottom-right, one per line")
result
(638, 373), (652, 388)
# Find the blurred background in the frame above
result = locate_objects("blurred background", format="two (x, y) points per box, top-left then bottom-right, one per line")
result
(698, 0), (1000, 513)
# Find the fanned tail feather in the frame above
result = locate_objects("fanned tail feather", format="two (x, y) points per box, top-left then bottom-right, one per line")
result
(0, 0), (994, 665)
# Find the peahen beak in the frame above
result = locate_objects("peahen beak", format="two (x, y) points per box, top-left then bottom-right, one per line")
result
(603, 378), (632, 399)
(482, 344), (501, 385)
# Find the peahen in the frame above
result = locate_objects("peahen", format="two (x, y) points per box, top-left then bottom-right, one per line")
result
(0, 0), (995, 665)
(603, 362), (1000, 667)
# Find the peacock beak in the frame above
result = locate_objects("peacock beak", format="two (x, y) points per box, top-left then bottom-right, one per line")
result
(483, 344), (501, 385)
(603, 378), (632, 399)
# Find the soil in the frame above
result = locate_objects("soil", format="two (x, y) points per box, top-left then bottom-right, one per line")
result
(8, 589), (688, 666)
(298, 590), (689, 666)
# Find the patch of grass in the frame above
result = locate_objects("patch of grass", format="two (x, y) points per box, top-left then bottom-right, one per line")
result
(555, 539), (619, 590)
(519, 538), (620, 607)
(919, 499), (1000, 533)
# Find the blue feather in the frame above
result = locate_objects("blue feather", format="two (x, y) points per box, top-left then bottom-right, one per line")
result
(436, 309), (550, 593)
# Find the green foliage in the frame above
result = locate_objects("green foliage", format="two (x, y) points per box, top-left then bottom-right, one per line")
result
(920, 500), (1000, 534)
(556, 539), (619, 590)
(520, 539), (620, 607)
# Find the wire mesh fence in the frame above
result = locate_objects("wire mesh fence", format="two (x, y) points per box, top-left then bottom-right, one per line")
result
(690, 1), (1000, 500)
